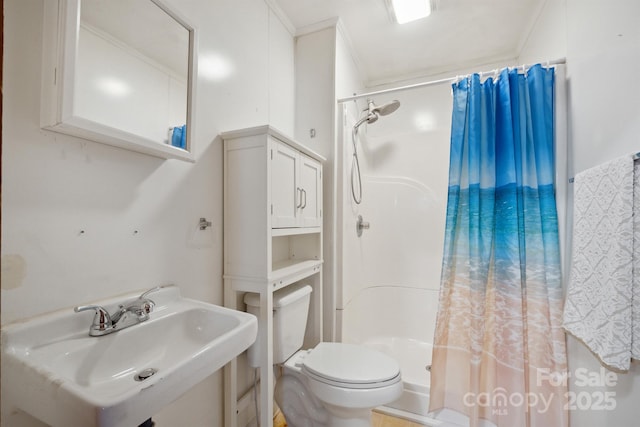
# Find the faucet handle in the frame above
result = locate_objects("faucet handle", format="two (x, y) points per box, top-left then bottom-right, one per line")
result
(139, 299), (155, 315)
(136, 286), (164, 316)
(74, 305), (112, 334)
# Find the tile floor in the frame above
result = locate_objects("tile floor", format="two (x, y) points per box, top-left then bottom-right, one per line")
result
(273, 410), (425, 427)
(371, 411), (427, 427)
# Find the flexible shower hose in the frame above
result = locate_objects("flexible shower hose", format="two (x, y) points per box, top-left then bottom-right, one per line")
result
(351, 125), (362, 204)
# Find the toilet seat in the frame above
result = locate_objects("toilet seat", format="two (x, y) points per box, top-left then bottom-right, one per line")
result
(301, 342), (401, 389)
(279, 344), (404, 417)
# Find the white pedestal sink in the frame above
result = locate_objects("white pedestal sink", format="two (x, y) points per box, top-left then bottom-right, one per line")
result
(1, 286), (257, 427)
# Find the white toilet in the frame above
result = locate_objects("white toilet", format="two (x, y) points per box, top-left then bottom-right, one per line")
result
(244, 283), (403, 427)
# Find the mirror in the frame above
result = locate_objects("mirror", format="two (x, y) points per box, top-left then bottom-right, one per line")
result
(41, 0), (197, 161)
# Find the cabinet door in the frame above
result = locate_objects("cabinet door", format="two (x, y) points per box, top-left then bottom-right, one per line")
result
(271, 141), (299, 228)
(299, 155), (322, 227)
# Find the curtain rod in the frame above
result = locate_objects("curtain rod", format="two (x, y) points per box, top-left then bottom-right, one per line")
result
(337, 57), (566, 104)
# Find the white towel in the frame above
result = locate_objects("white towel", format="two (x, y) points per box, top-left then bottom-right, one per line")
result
(563, 154), (639, 371)
(633, 161), (640, 362)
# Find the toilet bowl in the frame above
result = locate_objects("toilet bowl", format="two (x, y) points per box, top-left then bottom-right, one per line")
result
(244, 284), (403, 426)
(275, 343), (403, 427)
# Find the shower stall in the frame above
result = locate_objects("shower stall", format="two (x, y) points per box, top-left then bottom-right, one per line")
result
(336, 82), (453, 422)
(334, 65), (567, 425)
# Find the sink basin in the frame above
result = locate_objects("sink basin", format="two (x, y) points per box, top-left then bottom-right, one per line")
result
(1, 286), (257, 427)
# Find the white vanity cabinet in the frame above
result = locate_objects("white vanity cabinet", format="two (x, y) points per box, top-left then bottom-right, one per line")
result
(221, 125), (324, 427)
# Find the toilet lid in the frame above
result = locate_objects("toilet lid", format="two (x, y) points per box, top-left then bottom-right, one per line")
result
(302, 342), (400, 386)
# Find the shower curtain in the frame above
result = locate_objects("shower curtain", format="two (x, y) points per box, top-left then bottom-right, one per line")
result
(429, 65), (568, 427)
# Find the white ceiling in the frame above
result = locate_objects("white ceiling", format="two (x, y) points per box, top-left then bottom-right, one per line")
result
(274, 0), (546, 85)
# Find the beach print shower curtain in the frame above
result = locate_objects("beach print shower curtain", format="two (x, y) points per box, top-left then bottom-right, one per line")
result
(429, 65), (568, 427)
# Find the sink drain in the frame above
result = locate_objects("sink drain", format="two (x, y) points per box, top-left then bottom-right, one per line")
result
(134, 368), (158, 382)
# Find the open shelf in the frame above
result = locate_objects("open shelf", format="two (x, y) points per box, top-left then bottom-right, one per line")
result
(272, 233), (320, 272)
(269, 259), (322, 287)
(271, 227), (321, 237)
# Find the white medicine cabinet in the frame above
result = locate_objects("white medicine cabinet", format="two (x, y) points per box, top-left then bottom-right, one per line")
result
(222, 125), (324, 279)
(41, 0), (197, 161)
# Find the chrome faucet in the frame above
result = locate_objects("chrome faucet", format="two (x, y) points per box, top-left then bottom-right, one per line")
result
(74, 286), (161, 336)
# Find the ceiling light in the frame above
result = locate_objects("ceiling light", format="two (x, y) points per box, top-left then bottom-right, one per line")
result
(390, 0), (431, 24)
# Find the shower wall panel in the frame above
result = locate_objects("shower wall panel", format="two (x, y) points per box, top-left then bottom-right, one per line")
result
(338, 82), (452, 349)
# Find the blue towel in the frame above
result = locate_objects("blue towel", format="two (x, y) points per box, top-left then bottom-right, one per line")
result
(171, 125), (186, 149)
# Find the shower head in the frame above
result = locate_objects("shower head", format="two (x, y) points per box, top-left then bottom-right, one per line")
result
(353, 98), (401, 130)
(367, 99), (401, 116)
(350, 98), (400, 205)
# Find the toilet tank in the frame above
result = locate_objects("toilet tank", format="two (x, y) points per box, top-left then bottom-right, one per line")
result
(244, 283), (312, 368)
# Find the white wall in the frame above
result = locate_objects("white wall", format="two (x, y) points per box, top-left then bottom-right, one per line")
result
(333, 25), (365, 341)
(1, 0), (294, 425)
(268, 11), (296, 134)
(518, 0), (567, 65)
(294, 26), (335, 159)
(293, 21), (367, 342)
(520, 1), (640, 426)
(294, 25), (337, 341)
